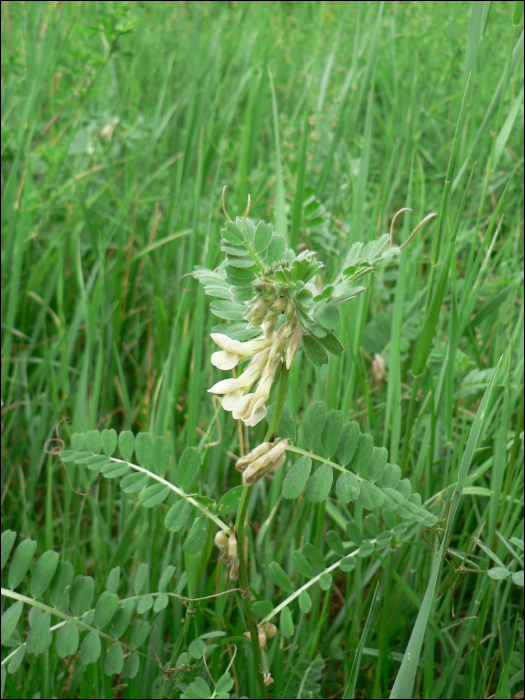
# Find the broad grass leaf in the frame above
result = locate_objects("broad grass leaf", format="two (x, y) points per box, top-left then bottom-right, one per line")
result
(291, 550), (313, 577)
(177, 447), (200, 490)
(1, 602), (24, 645)
(56, 620), (79, 658)
(139, 484), (170, 508)
(351, 433), (374, 474)
(121, 472), (149, 493)
(282, 456), (312, 499)
(94, 591), (119, 628)
(183, 517), (210, 555)
(152, 436), (170, 477)
(165, 500), (191, 532)
(70, 575), (95, 617)
(101, 429), (118, 456)
(134, 563), (149, 595)
(359, 481), (384, 510)
(105, 643), (124, 675)
(8, 538), (37, 590)
(1, 530), (17, 573)
(119, 431), (135, 462)
(326, 530), (345, 557)
(122, 653), (140, 679)
(321, 409), (344, 457)
(336, 471), (360, 503)
(31, 550), (60, 599)
(26, 611), (51, 654)
(280, 606), (294, 638)
(367, 447), (388, 482)
(305, 464), (333, 502)
(299, 590), (312, 613)
(268, 561), (293, 593)
(252, 601), (273, 617)
(302, 401), (327, 451)
(81, 630), (101, 665)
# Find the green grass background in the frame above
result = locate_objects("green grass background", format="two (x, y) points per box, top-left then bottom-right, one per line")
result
(1, 1), (523, 698)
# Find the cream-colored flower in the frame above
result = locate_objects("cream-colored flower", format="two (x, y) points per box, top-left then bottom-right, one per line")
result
(284, 319), (303, 369)
(242, 440), (288, 486)
(231, 364), (276, 426)
(208, 347), (270, 411)
(235, 442), (272, 472)
(210, 333), (272, 370)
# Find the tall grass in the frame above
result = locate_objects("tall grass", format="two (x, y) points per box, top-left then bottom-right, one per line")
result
(1, 2), (523, 698)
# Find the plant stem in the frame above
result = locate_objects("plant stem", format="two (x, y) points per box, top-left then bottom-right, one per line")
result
(234, 363), (290, 698)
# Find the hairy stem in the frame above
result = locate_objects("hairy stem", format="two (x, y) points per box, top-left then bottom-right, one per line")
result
(235, 363), (290, 697)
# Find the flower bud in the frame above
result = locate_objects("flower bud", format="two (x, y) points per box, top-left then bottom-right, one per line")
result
(262, 622), (277, 638)
(228, 531), (238, 562)
(229, 556), (240, 581)
(269, 297), (287, 314)
(243, 440), (288, 486)
(262, 312), (278, 337)
(285, 299), (295, 319)
(258, 626), (267, 649)
(285, 323), (303, 369)
(235, 442), (272, 473)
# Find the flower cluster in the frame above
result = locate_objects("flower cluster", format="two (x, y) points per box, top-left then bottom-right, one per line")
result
(208, 313), (302, 426)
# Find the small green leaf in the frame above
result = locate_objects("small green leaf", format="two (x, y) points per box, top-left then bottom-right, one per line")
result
(135, 433), (152, 468)
(105, 642), (124, 675)
(381, 463), (401, 489)
(101, 461), (130, 478)
(252, 600), (274, 618)
(336, 471), (360, 503)
(326, 531), (345, 557)
(177, 447), (200, 491)
(382, 509), (396, 529)
(302, 401), (327, 451)
(305, 464), (333, 502)
(359, 481), (384, 510)
(367, 447), (388, 482)
(94, 591), (119, 628)
(282, 456), (312, 499)
(159, 565), (176, 591)
(122, 653), (140, 678)
(351, 433), (374, 474)
(134, 563), (149, 595)
(119, 431), (135, 462)
(71, 432), (86, 450)
(50, 561), (74, 607)
(376, 531), (393, 546)
(303, 543), (326, 573)
(165, 500), (191, 532)
(511, 571), (524, 586)
(8, 538), (37, 590)
(31, 550), (60, 598)
(137, 595), (154, 614)
(268, 561), (293, 593)
(254, 221), (273, 253)
(1, 602), (24, 645)
(315, 304), (340, 329)
(396, 478), (411, 499)
(364, 514), (379, 538)
(106, 566), (120, 594)
(7, 644), (26, 674)
(188, 637), (207, 659)
(217, 485), (244, 515)
(319, 573), (332, 590)
(154, 592), (169, 612)
(81, 630), (101, 665)
(266, 403), (296, 441)
(215, 672), (235, 696)
(321, 409), (344, 458)
(101, 429), (118, 455)
(120, 472), (149, 493)
(487, 566), (511, 580)
(317, 330), (344, 356)
(140, 483), (170, 508)
(358, 542), (374, 557)
(299, 590), (312, 613)
(337, 422), (360, 465)
(210, 300), (247, 321)
(56, 620), (79, 658)
(266, 233), (287, 265)
(303, 335), (328, 366)
(152, 436), (170, 477)
(27, 610), (52, 654)
(183, 517), (210, 555)
(340, 557), (356, 572)
(1, 530), (17, 573)
(346, 522), (362, 546)
(222, 221), (243, 244)
(291, 550), (313, 577)
(86, 430), (101, 452)
(280, 606), (294, 638)
(131, 619), (150, 647)
(70, 575), (95, 617)
(109, 604), (133, 638)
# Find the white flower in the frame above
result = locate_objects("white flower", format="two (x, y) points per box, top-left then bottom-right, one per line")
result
(208, 348), (270, 411)
(231, 362), (277, 426)
(210, 333), (272, 370)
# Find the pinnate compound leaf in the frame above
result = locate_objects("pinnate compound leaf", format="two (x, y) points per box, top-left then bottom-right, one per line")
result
(282, 456), (312, 499)
(1, 530), (17, 572)
(50, 560), (74, 607)
(31, 550), (60, 598)
(321, 409), (344, 457)
(337, 421), (360, 465)
(152, 436), (171, 477)
(266, 233), (287, 265)
(177, 447), (200, 491)
(351, 433), (374, 474)
(140, 484), (170, 508)
(81, 630), (101, 665)
(280, 606), (294, 638)
(314, 304), (340, 330)
(305, 464), (333, 502)
(105, 643), (124, 675)
(8, 538), (37, 590)
(302, 401), (327, 451)
(1, 602), (24, 645)
(137, 595), (154, 614)
(210, 300), (247, 321)
(71, 432), (86, 450)
(101, 429), (118, 455)
(119, 431), (135, 462)
(159, 565), (176, 591)
(70, 575), (95, 617)
(359, 481), (384, 510)
(268, 561), (293, 593)
(188, 638), (207, 659)
(367, 447), (388, 482)
(318, 330), (345, 356)
(336, 471), (360, 503)
(396, 478), (411, 499)
(183, 517), (210, 555)
(94, 591), (119, 628)
(56, 620), (79, 658)
(109, 604), (133, 638)
(165, 499), (191, 532)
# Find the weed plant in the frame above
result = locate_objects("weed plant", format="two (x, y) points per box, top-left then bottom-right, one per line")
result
(1, 2), (524, 699)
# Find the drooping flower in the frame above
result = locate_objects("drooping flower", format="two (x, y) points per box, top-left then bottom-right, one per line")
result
(208, 347), (270, 411)
(210, 333), (273, 370)
(241, 439), (288, 486)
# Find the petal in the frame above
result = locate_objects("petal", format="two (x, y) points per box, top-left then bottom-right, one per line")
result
(232, 393), (254, 420)
(244, 397), (268, 426)
(211, 350), (239, 370)
(222, 390), (244, 411)
(210, 333), (243, 355)
(208, 378), (240, 394)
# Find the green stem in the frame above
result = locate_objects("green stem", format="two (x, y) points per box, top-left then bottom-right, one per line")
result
(234, 364), (290, 698)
